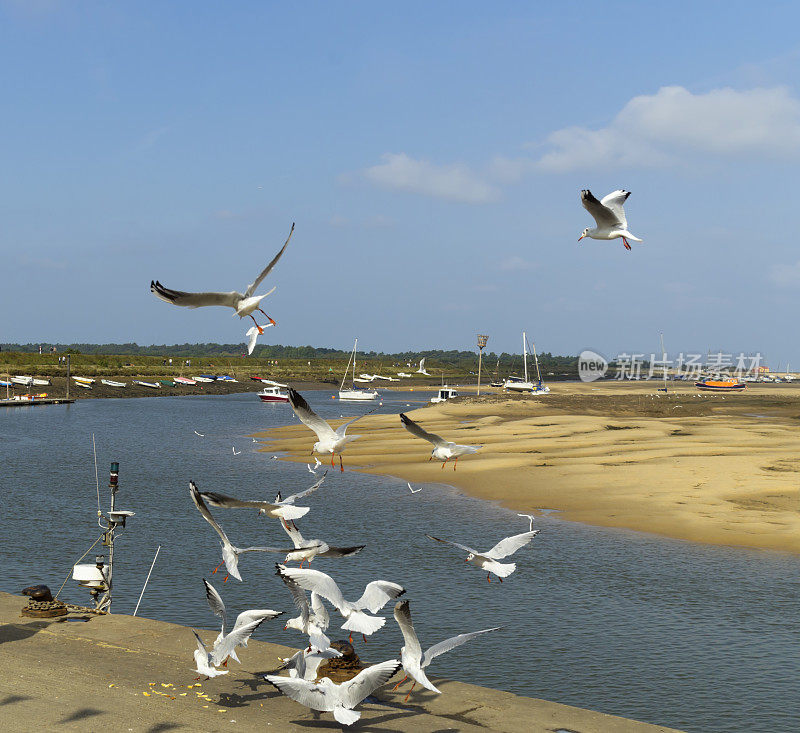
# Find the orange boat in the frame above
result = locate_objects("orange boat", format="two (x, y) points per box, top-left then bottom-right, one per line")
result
(695, 378), (745, 392)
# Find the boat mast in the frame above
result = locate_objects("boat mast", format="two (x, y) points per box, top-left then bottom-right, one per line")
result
(352, 338), (357, 388)
(339, 339), (357, 392)
(531, 336), (542, 384)
(522, 331), (528, 383)
(660, 332), (668, 393)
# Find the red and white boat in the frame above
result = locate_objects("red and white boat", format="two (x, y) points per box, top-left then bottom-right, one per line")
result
(258, 385), (289, 403)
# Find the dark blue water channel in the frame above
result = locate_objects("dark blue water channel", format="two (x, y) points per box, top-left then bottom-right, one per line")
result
(1, 391), (798, 733)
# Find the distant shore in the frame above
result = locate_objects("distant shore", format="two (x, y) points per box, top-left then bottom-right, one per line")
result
(259, 380), (800, 554)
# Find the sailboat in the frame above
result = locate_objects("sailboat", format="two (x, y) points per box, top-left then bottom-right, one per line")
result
(490, 357), (503, 388)
(503, 332), (550, 395)
(339, 339), (379, 401)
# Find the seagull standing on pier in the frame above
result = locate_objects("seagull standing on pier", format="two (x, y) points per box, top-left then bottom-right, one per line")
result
(578, 190), (642, 250)
(150, 222), (294, 332)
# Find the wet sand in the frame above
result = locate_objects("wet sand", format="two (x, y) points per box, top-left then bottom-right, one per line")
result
(260, 381), (800, 554)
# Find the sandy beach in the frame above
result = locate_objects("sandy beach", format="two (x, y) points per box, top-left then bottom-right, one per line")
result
(261, 381), (800, 554)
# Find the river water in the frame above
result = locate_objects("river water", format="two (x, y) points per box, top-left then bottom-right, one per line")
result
(1, 391), (798, 733)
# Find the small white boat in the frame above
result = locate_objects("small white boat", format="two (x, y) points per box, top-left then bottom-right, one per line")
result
(11, 376), (33, 386)
(133, 380), (161, 389)
(397, 372), (413, 378)
(100, 379), (127, 388)
(74, 381), (92, 389)
(73, 376), (95, 385)
(430, 386), (459, 404)
(193, 376), (215, 383)
(32, 378), (51, 386)
(216, 375), (238, 382)
(338, 338), (378, 401)
(174, 377), (197, 385)
(258, 386), (289, 403)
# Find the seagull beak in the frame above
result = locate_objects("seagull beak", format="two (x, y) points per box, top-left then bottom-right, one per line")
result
(578, 234), (585, 242)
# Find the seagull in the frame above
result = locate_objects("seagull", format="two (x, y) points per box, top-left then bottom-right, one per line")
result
(274, 646), (342, 680)
(202, 579), (281, 666)
(277, 571), (335, 651)
(265, 659), (401, 726)
(517, 514), (535, 532)
(392, 600), (501, 699)
(416, 358), (429, 376)
(277, 516), (365, 566)
(399, 413), (481, 470)
(194, 430), (205, 437)
(313, 457), (322, 469)
(270, 455), (278, 460)
(198, 474), (325, 521)
(246, 322), (273, 356)
(232, 447), (241, 456)
(425, 529), (540, 582)
(189, 483), (304, 582)
(277, 564), (405, 643)
(407, 482), (422, 494)
(307, 463), (317, 475)
(191, 630), (229, 679)
(252, 438), (258, 443)
(288, 387), (377, 471)
(579, 189), (642, 250)
(150, 222), (294, 333)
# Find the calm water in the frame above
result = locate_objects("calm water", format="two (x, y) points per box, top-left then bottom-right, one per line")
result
(1, 392), (798, 733)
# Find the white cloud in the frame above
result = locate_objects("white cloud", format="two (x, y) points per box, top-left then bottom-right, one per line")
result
(770, 260), (800, 287)
(535, 86), (800, 171)
(361, 153), (498, 204)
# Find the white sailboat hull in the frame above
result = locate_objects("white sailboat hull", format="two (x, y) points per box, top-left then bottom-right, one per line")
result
(339, 389), (378, 400)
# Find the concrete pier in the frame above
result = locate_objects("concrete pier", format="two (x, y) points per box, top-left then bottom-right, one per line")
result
(0, 592), (683, 732)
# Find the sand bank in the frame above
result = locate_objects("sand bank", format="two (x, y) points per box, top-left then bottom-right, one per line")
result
(0, 592), (679, 731)
(261, 381), (800, 554)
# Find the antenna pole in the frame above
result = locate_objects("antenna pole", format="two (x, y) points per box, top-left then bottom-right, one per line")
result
(103, 461), (120, 612)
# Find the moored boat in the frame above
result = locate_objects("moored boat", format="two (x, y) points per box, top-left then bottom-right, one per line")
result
(194, 376), (215, 383)
(11, 376), (33, 386)
(133, 380), (161, 389)
(430, 386), (459, 404)
(32, 378), (51, 386)
(338, 338), (379, 401)
(174, 377), (197, 385)
(258, 385), (289, 402)
(695, 378), (745, 392)
(100, 379), (127, 388)
(73, 380), (92, 389)
(72, 376), (95, 385)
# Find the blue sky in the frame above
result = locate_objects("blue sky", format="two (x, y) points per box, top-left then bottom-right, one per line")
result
(2, 1), (800, 366)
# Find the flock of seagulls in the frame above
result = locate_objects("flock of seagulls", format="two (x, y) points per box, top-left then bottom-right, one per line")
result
(145, 222), (559, 724)
(183, 400), (542, 723)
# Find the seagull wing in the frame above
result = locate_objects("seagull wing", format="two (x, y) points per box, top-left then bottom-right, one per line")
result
(600, 189), (630, 229)
(193, 629), (208, 656)
(199, 490), (284, 512)
(484, 530), (540, 559)
(310, 592), (329, 630)
(317, 544), (365, 559)
(339, 660), (403, 708)
(238, 544), (309, 554)
(203, 578), (227, 631)
(279, 518), (306, 548)
(288, 388), (337, 441)
(189, 482), (230, 546)
(210, 617), (266, 666)
(335, 406), (380, 438)
(232, 609), (283, 634)
(243, 223), (295, 298)
(393, 600), (422, 662)
(278, 571), (311, 628)
(580, 189), (621, 229)
(400, 413), (448, 447)
(150, 281), (241, 309)
(422, 626), (502, 668)
(278, 565), (349, 614)
(281, 473), (326, 505)
(354, 580), (405, 614)
(264, 675), (331, 712)
(425, 533), (479, 555)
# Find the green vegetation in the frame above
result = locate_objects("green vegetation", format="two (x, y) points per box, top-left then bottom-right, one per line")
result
(0, 343), (580, 380)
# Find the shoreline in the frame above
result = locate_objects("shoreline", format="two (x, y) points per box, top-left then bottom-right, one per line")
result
(258, 381), (800, 555)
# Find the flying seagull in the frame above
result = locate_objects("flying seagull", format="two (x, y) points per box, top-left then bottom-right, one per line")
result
(288, 387), (378, 471)
(273, 646), (342, 681)
(277, 570), (335, 652)
(407, 482), (422, 494)
(246, 322), (273, 355)
(425, 529), (540, 582)
(265, 659), (401, 726)
(189, 482), (304, 582)
(277, 516), (365, 566)
(416, 358), (429, 376)
(277, 564), (405, 643)
(579, 190), (642, 250)
(232, 447), (241, 456)
(197, 474), (325, 520)
(150, 222), (294, 332)
(399, 413), (481, 470)
(194, 430), (205, 437)
(392, 600), (501, 699)
(191, 630), (229, 679)
(202, 579), (281, 666)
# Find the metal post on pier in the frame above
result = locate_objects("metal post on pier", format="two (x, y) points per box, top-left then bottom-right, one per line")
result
(65, 354), (70, 400)
(477, 334), (488, 396)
